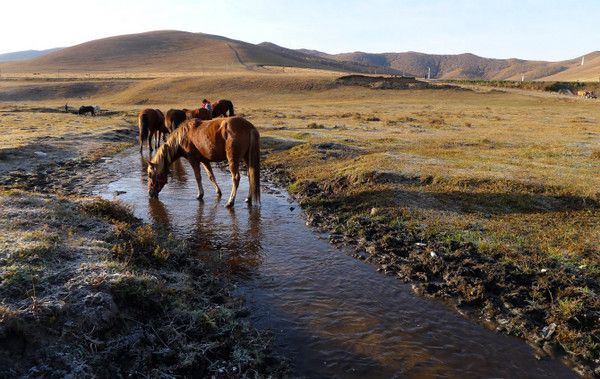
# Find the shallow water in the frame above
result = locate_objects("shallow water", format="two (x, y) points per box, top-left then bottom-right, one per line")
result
(98, 149), (575, 378)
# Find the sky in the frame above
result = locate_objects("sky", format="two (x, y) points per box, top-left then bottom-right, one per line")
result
(0, 0), (597, 61)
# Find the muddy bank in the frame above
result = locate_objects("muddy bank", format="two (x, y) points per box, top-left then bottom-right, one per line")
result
(0, 127), (285, 377)
(262, 166), (600, 377)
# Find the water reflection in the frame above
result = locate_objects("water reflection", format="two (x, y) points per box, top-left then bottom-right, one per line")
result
(102, 148), (577, 379)
(191, 202), (263, 280)
(139, 155), (148, 176)
(148, 198), (171, 231)
(169, 159), (187, 183)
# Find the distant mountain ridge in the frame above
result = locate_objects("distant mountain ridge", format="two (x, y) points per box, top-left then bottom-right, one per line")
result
(0, 48), (62, 62)
(295, 49), (598, 81)
(0, 30), (597, 81)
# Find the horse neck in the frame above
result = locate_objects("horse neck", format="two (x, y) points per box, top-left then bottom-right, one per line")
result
(155, 127), (190, 172)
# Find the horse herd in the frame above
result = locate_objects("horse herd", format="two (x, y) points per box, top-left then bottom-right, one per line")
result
(140, 99), (260, 208)
(138, 99), (234, 154)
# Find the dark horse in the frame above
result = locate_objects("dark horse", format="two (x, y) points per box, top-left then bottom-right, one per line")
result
(212, 99), (235, 118)
(147, 117), (260, 207)
(78, 106), (95, 116)
(138, 108), (168, 155)
(165, 109), (187, 132)
(183, 108), (211, 120)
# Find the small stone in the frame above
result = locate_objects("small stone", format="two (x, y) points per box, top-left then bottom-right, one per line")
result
(370, 207), (380, 216)
(415, 242), (426, 247)
(542, 323), (557, 340)
(34, 151), (48, 157)
(540, 268), (548, 274)
(429, 251), (438, 258)
(355, 250), (368, 260)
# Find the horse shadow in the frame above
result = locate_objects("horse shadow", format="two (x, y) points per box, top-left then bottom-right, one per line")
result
(191, 201), (263, 279)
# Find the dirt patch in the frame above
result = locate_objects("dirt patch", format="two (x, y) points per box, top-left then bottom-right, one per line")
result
(334, 75), (430, 90)
(313, 142), (365, 160)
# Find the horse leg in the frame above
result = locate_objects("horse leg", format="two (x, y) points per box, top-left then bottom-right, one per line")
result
(191, 160), (205, 200)
(201, 162), (222, 197)
(225, 160), (240, 208)
(243, 155), (252, 205)
(149, 130), (154, 154)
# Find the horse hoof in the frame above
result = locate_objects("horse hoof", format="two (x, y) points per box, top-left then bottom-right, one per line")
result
(225, 202), (234, 208)
(245, 198), (252, 205)
(197, 194), (204, 201)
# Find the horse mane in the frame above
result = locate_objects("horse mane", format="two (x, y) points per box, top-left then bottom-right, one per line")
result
(149, 122), (190, 172)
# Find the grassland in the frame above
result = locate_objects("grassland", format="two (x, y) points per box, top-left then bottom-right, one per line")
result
(1, 71), (599, 375)
(248, 84), (600, 375)
(0, 102), (285, 377)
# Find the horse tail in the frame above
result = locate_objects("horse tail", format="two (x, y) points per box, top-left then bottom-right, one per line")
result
(247, 127), (260, 205)
(139, 113), (149, 153)
(228, 101), (235, 116)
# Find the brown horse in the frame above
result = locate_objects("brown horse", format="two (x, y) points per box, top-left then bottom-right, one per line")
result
(147, 117), (260, 207)
(138, 108), (168, 155)
(183, 108), (211, 120)
(165, 109), (187, 132)
(212, 99), (235, 118)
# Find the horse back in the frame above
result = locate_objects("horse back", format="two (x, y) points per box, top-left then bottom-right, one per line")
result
(138, 108), (165, 131)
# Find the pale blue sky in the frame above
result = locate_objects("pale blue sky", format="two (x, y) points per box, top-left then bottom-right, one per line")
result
(0, 0), (597, 60)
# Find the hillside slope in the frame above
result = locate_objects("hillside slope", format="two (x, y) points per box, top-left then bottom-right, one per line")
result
(2, 30), (597, 81)
(309, 50), (585, 80)
(542, 51), (600, 81)
(0, 31), (399, 74)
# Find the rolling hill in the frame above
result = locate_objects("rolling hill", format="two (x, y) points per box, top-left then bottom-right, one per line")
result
(0, 30), (399, 75)
(299, 50), (597, 81)
(0, 30), (597, 81)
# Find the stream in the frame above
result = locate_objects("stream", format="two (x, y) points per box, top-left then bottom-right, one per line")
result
(98, 148), (575, 378)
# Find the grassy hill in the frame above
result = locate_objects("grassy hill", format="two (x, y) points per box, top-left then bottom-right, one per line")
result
(0, 30), (399, 75)
(542, 51), (600, 81)
(306, 50), (590, 80)
(1, 30), (597, 81)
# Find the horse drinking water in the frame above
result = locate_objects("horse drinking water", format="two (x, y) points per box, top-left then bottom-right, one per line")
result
(147, 117), (260, 208)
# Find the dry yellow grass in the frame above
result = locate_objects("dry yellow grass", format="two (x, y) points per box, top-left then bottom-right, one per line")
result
(243, 85), (600, 269)
(2, 72), (600, 372)
(2, 72), (600, 270)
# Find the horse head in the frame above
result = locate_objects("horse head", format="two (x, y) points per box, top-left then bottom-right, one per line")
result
(147, 161), (169, 198)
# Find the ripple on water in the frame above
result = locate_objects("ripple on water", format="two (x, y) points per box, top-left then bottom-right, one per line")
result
(99, 149), (576, 379)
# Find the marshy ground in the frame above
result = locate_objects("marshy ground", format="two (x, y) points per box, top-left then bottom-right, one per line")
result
(1, 72), (599, 376)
